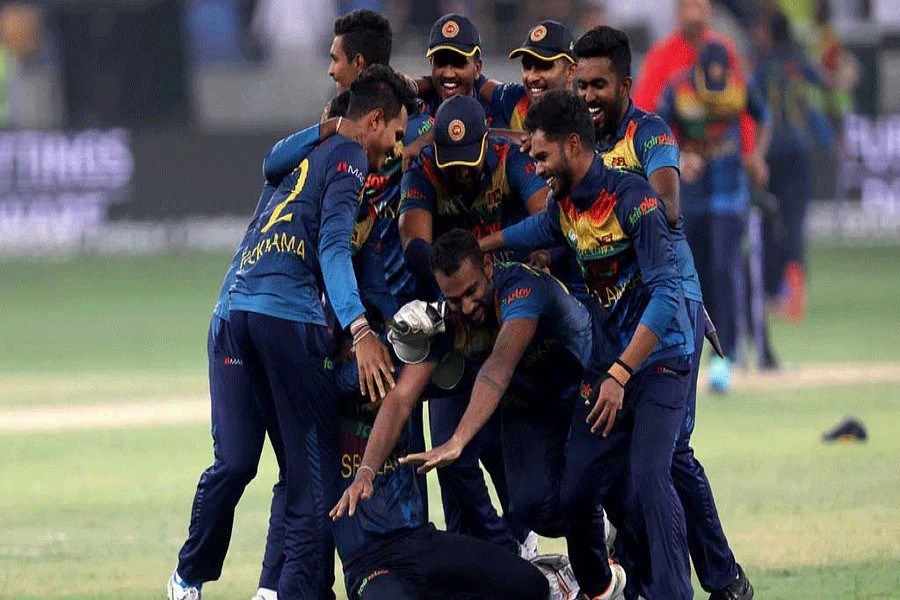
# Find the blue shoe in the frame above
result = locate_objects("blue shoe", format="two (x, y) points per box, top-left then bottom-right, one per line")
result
(708, 357), (732, 394)
(167, 570), (201, 600)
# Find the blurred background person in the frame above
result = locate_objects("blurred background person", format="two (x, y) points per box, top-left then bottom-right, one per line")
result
(751, 8), (834, 323)
(658, 41), (771, 392)
(0, 1), (42, 128)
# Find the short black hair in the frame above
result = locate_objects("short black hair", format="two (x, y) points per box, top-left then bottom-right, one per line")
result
(574, 26), (632, 80)
(430, 229), (483, 276)
(334, 10), (392, 67)
(326, 90), (352, 118)
(524, 90), (595, 148)
(771, 11), (793, 47)
(347, 64), (418, 122)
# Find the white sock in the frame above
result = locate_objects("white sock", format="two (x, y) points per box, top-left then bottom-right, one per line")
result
(255, 588), (277, 600)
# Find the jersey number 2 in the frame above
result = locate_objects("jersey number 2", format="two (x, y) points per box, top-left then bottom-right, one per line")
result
(261, 158), (310, 234)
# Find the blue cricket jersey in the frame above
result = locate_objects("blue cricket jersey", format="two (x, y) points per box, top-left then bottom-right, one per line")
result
(427, 262), (592, 402)
(484, 82), (531, 130)
(400, 137), (546, 262)
(333, 396), (425, 562)
(230, 134), (368, 329)
(503, 155), (693, 368)
(597, 100), (703, 302)
(213, 124), (320, 321)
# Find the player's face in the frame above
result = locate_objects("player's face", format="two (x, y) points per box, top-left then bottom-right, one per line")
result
(436, 256), (493, 327)
(440, 163), (484, 195)
(678, 0), (711, 39)
(521, 55), (575, 103)
(328, 35), (361, 92)
(575, 56), (629, 140)
(363, 106), (409, 170)
(529, 130), (574, 198)
(430, 50), (483, 101)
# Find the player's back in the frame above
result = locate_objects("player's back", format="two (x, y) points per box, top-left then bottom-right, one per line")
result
(230, 134), (367, 325)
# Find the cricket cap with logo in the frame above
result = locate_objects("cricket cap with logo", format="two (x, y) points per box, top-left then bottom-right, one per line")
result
(508, 20), (576, 63)
(432, 95), (488, 168)
(427, 13), (482, 58)
(697, 41), (731, 92)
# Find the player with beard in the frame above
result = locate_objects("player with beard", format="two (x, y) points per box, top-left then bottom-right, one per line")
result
(573, 25), (754, 600)
(399, 94), (548, 557)
(480, 90), (695, 599)
(333, 229), (625, 600)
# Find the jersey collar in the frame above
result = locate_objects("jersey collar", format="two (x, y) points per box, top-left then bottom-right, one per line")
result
(595, 99), (636, 153)
(566, 153), (606, 211)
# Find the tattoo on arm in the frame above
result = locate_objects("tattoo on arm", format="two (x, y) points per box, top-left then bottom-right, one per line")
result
(476, 371), (504, 395)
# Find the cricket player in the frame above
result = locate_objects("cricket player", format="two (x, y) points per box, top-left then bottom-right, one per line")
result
(400, 94), (548, 554)
(332, 229), (625, 599)
(479, 20), (577, 131)
(574, 25), (754, 599)
(480, 90), (695, 599)
(168, 115), (352, 599)
(226, 66), (415, 599)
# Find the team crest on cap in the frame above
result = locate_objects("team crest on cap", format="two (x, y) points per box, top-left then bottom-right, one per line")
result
(530, 25), (547, 42)
(442, 20), (460, 38)
(448, 119), (466, 142)
(708, 61), (726, 83)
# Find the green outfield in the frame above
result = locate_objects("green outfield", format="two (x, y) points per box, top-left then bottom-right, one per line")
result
(1, 245), (899, 598)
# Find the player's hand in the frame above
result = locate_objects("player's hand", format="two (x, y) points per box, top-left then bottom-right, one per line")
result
(744, 153), (770, 187)
(680, 151), (705, 184)
(402, 130), (434, 171)
(587, 376), (624, 437)
(519, 131), (531, 154)
(400, 437), (464, 474)
(354, 333), (396, 401)
(391, 300), (445, 340)
(527, 250), (552, 273)
(329, 467), (375, 520)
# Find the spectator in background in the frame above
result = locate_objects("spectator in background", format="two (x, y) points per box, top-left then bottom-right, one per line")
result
(752, 9), (833, 322)
(633, 0), (766, 185)
(658, 41), (772, 392)
(809, 0), (859, 129)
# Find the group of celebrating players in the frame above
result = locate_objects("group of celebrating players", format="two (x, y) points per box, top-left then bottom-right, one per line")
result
(168, 6), (757, 600)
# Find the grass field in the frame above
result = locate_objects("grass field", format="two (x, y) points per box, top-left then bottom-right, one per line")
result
(1, 245), (898, 598)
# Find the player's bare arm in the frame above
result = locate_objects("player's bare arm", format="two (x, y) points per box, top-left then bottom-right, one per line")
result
(648, 167), (681, 226)
(401, 318), (538, 473)
(525, 186), (550, 215)
(399, 208), (434, 249)
(330, 361), (436, 520)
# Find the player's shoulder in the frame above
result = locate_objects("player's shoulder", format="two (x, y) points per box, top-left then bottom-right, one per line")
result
(607, 164), (655, 200)
(494, 263), (546, 312)
(405, 109), (434, 144)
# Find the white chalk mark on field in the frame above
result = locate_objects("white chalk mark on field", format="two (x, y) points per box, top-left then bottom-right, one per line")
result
(0, 363), (899, 433)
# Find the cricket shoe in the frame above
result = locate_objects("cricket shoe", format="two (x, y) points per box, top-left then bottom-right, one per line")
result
(709, 563), (754, 600)
(167, 570), (201, 600)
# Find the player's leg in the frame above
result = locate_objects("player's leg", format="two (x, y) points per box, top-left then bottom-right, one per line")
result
(477, 409), (530, 544)
(246, 313), (340, 600)
(428, 392), (520, 553)
(500, 399), (570, 538)
(672, 301), (742, 593)
(626, 356), (692, 600)
(560, 393), (629, 598)
(419, 526), (549, 600)
(173, 315), (267, 589)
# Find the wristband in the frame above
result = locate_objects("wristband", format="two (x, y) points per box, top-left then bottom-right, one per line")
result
(350, 315), (369, 336)
(352, 328), (375, 349)
(605, 372), (627, 389)
(607, 361), (631, 387)
(614, 358), (634, 376)
(357, 464), (376, 479)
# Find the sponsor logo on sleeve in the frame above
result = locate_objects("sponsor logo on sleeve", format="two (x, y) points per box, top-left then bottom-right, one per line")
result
(628, 196), (659, 225)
